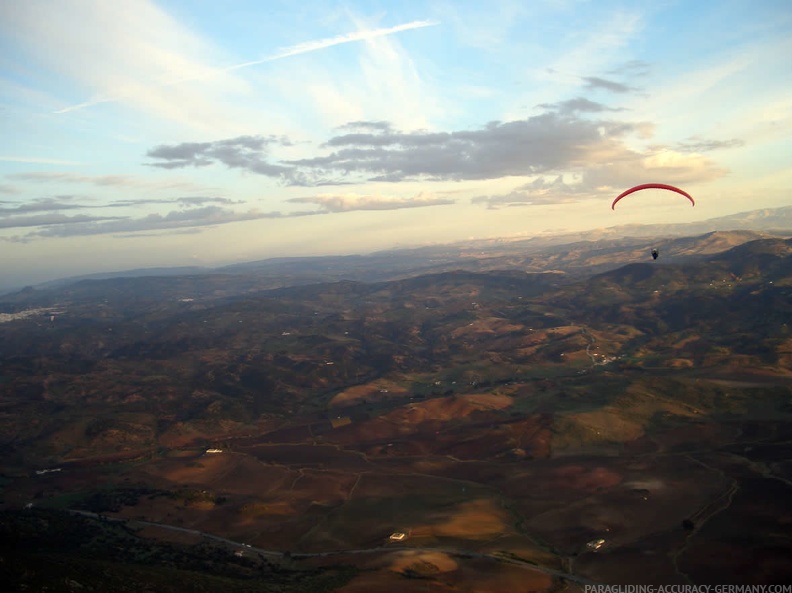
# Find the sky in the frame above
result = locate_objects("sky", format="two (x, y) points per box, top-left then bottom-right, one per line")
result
(1, 0), (790, 287)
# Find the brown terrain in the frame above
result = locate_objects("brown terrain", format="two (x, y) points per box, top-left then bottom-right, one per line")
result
(0, 231), (791, 591)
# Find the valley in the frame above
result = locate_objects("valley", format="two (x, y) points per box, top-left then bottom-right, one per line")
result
(1, 232), (791, 591)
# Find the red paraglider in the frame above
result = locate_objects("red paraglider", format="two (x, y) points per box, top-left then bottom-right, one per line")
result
(611, 183), (695, 210)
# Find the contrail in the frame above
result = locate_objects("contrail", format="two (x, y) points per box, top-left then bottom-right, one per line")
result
(227, 20), (439, 71)
(54, 20), (439, 114)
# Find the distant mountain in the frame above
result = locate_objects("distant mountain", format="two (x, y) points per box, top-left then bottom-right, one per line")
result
(2, 228), (787, 309)
(592, 205), (792, 239)
(682, 205), (792, 232)
(35, 266), (211, 288)
(2, 204), (790, 301)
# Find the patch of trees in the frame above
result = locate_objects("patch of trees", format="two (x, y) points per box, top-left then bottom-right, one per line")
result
(75, 487), (168, 513)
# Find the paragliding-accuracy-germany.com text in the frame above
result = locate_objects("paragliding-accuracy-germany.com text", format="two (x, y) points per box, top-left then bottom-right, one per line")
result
(585, 587), (792, 593)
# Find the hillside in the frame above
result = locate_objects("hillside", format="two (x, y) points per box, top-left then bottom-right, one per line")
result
(0, 233), (791, 589)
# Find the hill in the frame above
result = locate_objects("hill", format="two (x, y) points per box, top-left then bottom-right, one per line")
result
(0, 229), (780, 308)
(0, 232), (791, 589)
(2, 205), (790, 297)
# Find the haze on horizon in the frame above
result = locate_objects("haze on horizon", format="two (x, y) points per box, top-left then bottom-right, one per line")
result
(1, 0), (790, 288)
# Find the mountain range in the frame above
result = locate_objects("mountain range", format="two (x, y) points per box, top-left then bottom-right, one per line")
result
(0, 227), (791, 590)
(4, 205), (791, 296)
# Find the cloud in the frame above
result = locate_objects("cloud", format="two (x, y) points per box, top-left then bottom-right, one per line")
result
(472, 175), (585, 209)
(0, 156), (82, 165)
(175, 196), (244, 206)
(582, 76), (636, 93)
(672, 136), (745, 153)
(0, 184), (21, 195)
(145, 135), (300, 181)
(537, 97), (625, 115)
(8, 171), (211, 193)
(0, 189), (454, 240)
(108, 228), (206, 239)
(543, 11), (643, 85)
(469, 145), (729, 209)
(0, 196), (88, 216)
(287, 112), (648, 182)
(136, 103), (732, 202)
(0, 213), (126, 230)
(53, 19), (439, 115)
(337, 120), (393, 132)
(606, 60), (651, 77)
(582, 150), (728, 189)
(288, 192), (454, 213)
(14, 205), (278, 238)
(224, 20), (439, 72)
(141, 108), (663, 188)
(0, 1), (223, 117)
(101, 196), (243, 209)
(0, 195), (248, 229)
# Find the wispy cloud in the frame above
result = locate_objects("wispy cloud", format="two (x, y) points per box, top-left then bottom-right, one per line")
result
(606, 60), (651, 78)
(672, 136), (746, 153)
(6, 206), (276, 239)
(0, 196), (251, 240)
(175, 196), (243, 207)
(472, 175), (584, 209)
(288, 192), (454, 213)
(54, 19), (440, 115)
(0, 213), (125, 230)
(1, 0), (222, 127)
(0, 156), (81, 165)
(226, 20), (438, 71)
(581, 76), (637, 94)
(8, 171), (212, 193)
(0, 196), (87, 216)
(0, 190), (455, 240)
(537, 97), (625, 115)
(0, 195), (246, 223)
(543, 11), (643, 85)
(272, 15), (442, 132)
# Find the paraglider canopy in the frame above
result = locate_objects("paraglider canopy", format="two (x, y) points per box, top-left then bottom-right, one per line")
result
(612, 183), (694, 210)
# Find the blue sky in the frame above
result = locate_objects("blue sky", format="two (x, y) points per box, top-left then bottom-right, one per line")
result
(1, 0), (790, 286)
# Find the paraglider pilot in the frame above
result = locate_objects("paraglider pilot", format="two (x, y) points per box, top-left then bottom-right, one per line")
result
(651, 249), (659, 260)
